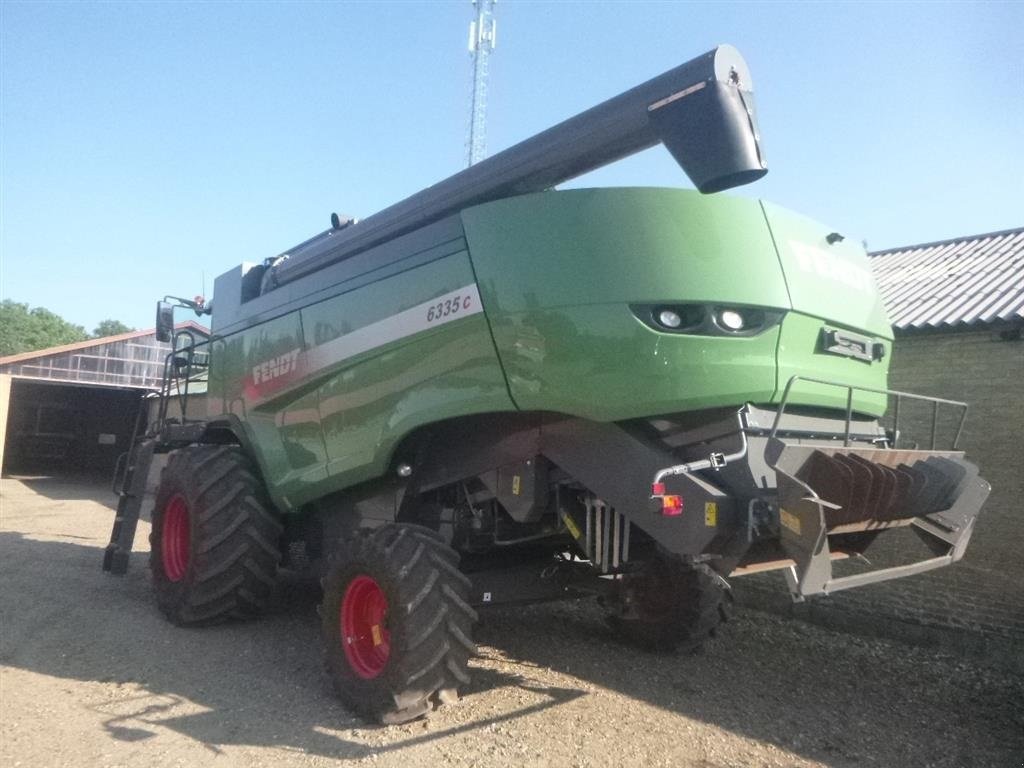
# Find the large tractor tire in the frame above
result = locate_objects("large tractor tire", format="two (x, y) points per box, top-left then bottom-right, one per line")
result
(606, 558), (732, 652)
(321, 524), (477, 724)
(150, 445), (282, 625)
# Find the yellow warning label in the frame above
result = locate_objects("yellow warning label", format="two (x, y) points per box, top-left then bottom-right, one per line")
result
(371, 624), (383, 646)
(512, 475), (521, 496)
(704, 502), (718, 527)
(780, 508), (802, 535)
(563, 514), (581, 540)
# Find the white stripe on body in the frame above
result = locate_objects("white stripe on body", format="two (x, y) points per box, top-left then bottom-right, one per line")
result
(304, 284), (484, 373)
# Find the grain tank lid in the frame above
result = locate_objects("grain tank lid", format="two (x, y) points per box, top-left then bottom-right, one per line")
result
(267, 44), (767, 292)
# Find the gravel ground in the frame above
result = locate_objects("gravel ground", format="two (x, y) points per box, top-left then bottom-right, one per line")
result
(2, 475), (1022, 768)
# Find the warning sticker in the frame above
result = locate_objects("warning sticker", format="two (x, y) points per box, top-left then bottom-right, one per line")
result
(563, 514), (582, 540)
(371, 624), (383, 646)
(704, 502), (718, 527)
(780, 509), (802, 535)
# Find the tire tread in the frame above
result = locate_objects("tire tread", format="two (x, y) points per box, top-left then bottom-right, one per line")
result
(150, 446), (281, 626)
(321, 523), (475, 724)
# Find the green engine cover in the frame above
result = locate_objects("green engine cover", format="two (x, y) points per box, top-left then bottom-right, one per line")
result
(462, 188), (891, 419)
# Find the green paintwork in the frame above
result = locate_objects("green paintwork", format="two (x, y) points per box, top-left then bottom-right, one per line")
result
(206, 187), (895, 513)
(760, 201), (893, 339)
(206, 252), (515, 510)
(477, 304), (781, 421)
(462, 188), (891, 420)
(773, 312), (889, 414)
(462, 188), (792, 313)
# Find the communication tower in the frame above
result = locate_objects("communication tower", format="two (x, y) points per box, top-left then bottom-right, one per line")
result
(466, 0), (497, 166)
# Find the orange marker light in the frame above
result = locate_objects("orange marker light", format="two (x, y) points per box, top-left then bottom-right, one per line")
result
(661, 495), (683, 516)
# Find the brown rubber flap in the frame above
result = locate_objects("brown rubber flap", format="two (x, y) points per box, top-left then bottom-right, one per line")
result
(833, 454), (874, 525)
(925, 456), (981, 531)
(798, 451), (853, 522)
(898, 463), (928, 516)
(845, 454), (888, 522)
(906, 460), (953, 517)
(890, 466), (914, 517)
(874, 463), (900, 521)
(924, 456), (970, 511)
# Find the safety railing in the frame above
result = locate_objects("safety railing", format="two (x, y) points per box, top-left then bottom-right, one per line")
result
(769, 375), (969, 450)
(156, 329), (209, 429)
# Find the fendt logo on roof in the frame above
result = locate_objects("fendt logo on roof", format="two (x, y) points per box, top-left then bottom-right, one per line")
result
(252, 348), (302, 386)
(789, 241), (875, 294)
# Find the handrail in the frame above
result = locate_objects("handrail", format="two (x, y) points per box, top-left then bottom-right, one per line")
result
(770, 375), (969, 449)
(155, 329), (208, 430)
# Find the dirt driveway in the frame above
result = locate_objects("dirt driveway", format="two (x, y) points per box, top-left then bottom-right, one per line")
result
(1, 475), (1021, 768)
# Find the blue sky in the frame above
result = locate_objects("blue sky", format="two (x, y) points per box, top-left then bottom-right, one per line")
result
(2, 1), (1022, 332)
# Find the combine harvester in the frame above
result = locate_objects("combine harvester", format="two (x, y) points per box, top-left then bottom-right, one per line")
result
(104, 45), (989, 723)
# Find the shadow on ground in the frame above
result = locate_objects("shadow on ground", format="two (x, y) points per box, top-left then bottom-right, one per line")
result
(4, 471), (116, 502)
(2, 477), (1022, 766)
(0, 528), (586, 762)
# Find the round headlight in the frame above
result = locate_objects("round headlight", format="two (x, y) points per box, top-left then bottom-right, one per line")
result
(718, 309), (746, 331)
(657, 309), (683, 329)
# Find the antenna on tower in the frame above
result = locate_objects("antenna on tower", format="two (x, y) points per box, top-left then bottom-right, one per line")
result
(466, 0), (496, 167)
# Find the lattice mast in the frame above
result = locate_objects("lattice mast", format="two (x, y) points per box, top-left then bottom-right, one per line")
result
(466, 0), (497, 167)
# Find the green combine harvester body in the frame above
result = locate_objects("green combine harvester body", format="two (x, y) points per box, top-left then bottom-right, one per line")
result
(103, 45), (989, 725)
(209, 188), (892, 511)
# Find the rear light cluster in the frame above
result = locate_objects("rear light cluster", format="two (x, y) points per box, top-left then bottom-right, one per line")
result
(633, 303), (783, 337)
(651, 482), (684, 517)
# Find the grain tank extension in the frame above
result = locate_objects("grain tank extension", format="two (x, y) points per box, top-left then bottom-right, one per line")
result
(103, 45), (989, 724)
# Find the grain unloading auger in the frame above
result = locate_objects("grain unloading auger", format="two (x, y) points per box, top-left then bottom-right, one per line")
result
(103, 44), (989, 724)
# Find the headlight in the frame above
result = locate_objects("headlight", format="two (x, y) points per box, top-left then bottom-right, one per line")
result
(657, 309), (683, 329)
(632, 304), (782, 337)
(714, 307), (766, 333)
(718, 309), (745, 331)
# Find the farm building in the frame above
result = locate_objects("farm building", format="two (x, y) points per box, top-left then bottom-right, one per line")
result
(0, 322), (208, 475)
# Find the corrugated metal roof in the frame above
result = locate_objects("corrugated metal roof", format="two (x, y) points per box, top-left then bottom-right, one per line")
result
(0, 321), (208, 366)
(869, 226), (1024, 330)
(0, 321), (211, 390)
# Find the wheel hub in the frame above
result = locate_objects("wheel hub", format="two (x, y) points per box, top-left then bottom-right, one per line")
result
(161, 493), (190, 582)
(341, 575), (391, 679)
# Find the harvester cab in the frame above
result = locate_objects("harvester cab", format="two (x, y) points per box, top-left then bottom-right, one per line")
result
(102, 44), (989, 725)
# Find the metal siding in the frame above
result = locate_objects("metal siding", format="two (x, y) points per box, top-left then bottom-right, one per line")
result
(869, 227), (1024, 329)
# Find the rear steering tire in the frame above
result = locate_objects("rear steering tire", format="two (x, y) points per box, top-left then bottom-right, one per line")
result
(150, 445), (282, 625)
(606, 558), (732, 652)
(322, 524), (477, 724)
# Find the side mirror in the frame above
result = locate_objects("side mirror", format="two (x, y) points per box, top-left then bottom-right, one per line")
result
(156, 301), (174, 342)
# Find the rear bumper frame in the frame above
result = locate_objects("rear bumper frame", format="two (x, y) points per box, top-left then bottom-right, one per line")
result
(765, 376), (988, 600)
(649, 376), (989, 600)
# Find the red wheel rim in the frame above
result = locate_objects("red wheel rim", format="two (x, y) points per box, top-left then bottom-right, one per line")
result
(161, 493), (190, 582)
(340, 575), (391, 679)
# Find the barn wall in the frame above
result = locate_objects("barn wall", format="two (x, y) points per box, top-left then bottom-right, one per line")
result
(0, 375), (11, 472)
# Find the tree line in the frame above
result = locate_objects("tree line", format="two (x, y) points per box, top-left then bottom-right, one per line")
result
(0, 300), (136, 357)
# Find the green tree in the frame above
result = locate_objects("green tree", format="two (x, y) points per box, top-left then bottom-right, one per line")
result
(92, 319), (135, 338)
(0, 300), (89, 356)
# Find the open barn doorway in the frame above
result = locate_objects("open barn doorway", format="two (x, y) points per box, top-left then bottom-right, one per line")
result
(1, 379), (146, 480)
